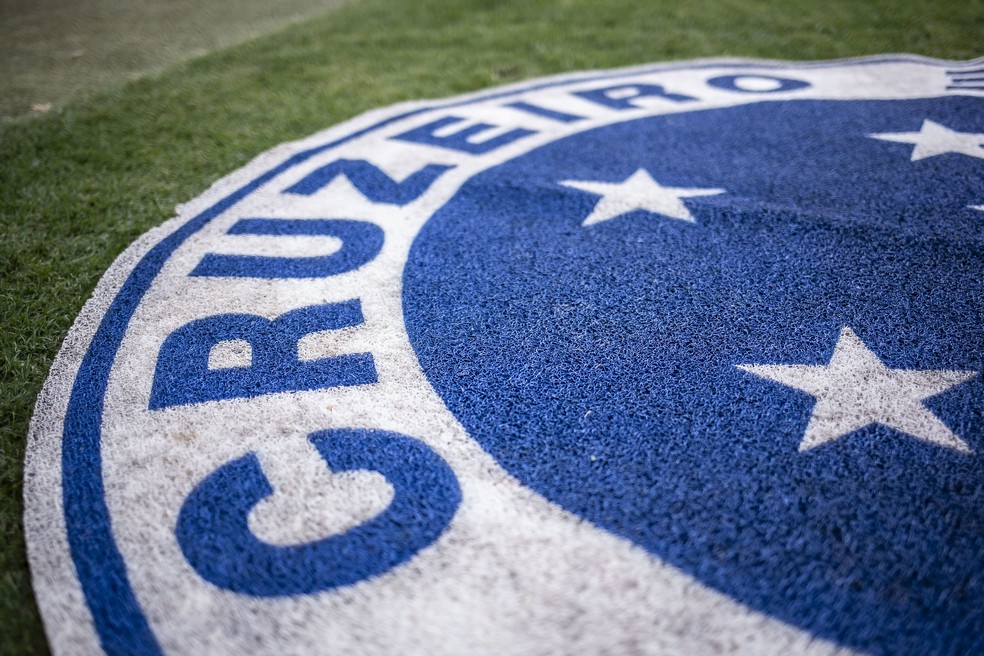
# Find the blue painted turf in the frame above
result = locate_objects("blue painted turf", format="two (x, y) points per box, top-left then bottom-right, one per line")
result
(404, 97), (984, 656)
(56, 58), (980, 654)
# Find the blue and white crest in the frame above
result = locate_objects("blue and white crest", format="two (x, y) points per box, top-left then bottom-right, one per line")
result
(26, 57), (984, 655)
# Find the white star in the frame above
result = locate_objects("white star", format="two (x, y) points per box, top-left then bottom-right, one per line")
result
(738, 327), (977, 453)
(972, 205), (984, 212)
(869, 119), (984, 161)
(560, 168), (725, 226)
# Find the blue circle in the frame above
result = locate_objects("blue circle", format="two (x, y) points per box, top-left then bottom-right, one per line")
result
(404, 97), (984, 655)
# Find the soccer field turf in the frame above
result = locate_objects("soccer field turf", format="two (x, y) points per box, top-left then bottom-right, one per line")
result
(1, 0), (981, 651)
(0, 0), (347, 120)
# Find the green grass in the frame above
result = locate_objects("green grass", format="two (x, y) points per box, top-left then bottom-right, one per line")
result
(1, 0), (981, 651)
(0, 0), (348, 120)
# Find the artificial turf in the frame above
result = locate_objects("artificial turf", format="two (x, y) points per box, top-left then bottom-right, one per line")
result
(1, 0), (981, 651)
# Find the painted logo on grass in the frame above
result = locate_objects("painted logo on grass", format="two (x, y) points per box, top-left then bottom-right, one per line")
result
(25, 57), (984, 656)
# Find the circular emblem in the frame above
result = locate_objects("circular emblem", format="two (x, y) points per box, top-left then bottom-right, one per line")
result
(25, 56), (984, 655)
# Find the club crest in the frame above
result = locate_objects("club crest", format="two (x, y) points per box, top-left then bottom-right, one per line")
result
(25, 56), (984, 655)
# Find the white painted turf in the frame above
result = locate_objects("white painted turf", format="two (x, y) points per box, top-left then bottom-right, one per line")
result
(24, 56), (982, 654)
